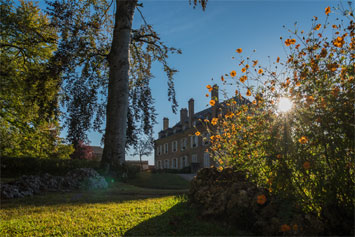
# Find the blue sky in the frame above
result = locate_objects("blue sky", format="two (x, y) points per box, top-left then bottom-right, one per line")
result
(32, 0), (345, 164)
(124, 0), (338, 164)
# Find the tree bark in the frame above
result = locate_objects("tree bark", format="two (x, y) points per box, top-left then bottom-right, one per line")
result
(101, 0), (137, 172)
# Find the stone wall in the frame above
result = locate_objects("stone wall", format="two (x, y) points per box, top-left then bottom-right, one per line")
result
(1, 168), (108, 199)
(189, 167), (325, 236)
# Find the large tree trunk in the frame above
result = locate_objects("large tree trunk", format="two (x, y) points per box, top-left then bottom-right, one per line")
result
(101, 0), (137, 172)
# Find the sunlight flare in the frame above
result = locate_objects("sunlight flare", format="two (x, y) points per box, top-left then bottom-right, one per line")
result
(277, 97), (293, 113)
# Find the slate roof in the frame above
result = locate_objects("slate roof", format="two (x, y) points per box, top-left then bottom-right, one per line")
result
(158, 96), (250, 138)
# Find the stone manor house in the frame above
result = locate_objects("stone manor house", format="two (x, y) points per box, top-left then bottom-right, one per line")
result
(154, 85), (248, 173)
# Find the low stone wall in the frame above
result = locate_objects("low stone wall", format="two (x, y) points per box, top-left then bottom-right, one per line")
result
(1, 168), (108, 199)
(189, 167), (324, 236)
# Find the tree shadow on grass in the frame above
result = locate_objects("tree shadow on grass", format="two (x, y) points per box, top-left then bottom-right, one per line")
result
(0, 182), (188, 209)
(124, 201), (252, 236)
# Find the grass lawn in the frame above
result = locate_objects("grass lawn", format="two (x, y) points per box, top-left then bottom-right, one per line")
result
(0, 181), (248, 236)
(126, 172), (190, 190)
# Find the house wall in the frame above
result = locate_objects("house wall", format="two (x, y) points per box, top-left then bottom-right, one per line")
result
(155, 124), (214, 173)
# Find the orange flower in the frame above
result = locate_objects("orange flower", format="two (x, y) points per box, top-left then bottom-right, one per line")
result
(320, 48), (327, 58)
(296, 81), (301, 86)
(236, 48), (242, 53)
(314, 24), (322, 31)
(221, 76), (225, 82)
(235, 90), (238, 95)
(258, 69), (263, 74)
(280, 224), (291, 232)
(206, 85), (212, 90)
(332, 24), (338, 29)
(299, 136), (308, 144)
(217, 166), (223, 172)
(333, 36), (345, 48)
(252, 60), (258, 67)
(245, 64), (249, 69)
(306, 95), (314, 104)
(327, 63), (338, 72)
(205, 94), (209, 97)
(246, 89), (251, 96)
(257, 194), (267, 205)
(230, 70), (237, 77)
(303, 161), (311, 170)
(276, 154), (282, 159)
(276, 57), (280, 63)
(211, 118), (218, 126)
(240, 75), (247, 83)
(195, 131), (201, 136)
(332, 86), (340, 97)
(252, 100), (256, 105)
(325, 6), (331, 15)
(241, 67), (246, 73)
(210, 100), (216, 106)
(285, 38), (296, 46)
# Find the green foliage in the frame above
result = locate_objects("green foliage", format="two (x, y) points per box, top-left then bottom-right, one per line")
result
(127, 172), (190, 190)
(46, 1), (181, 147)
(0, 0), (72, 158)
(204, 5), (354, 233)
(1, 156), (100, 178)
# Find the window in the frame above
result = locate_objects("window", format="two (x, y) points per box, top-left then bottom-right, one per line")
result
(203, 152), (210, 168)
(190, 135), (198, 148)
(164, 143), (168, 154)
(180, 157), (183, 168)
(172, 141), (178, 152)
(173, 158), (177, 169)
(192, 154), (198, 163)
(203, 133), (210, 146)
(157, 145), (163, 155)
(164, 159), (169, 169)
(183, 156), (189, 167)
(180, 138), (187, 151)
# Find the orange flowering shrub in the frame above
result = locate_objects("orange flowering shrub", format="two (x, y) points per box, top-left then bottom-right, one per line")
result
(203, 5), (354, 233)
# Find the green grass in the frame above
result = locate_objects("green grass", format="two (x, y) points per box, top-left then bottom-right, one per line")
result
(0, 182), (248, 236)
(126, 172), (190, 190)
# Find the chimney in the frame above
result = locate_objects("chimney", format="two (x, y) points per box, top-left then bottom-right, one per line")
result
(180, 108), (188, 124)
(163, 117), (169, 130)
(211, 84), (219, 102)
(212, 85), (219, 118)
(188, 98), (194, 128)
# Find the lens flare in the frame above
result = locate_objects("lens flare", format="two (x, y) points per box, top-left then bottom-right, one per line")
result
(277, 97), (293, 113)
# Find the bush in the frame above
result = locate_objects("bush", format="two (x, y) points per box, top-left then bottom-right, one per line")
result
(199, 5), (354, 235)
(151, 166), (192, 174)
(0, 156), (100, 178)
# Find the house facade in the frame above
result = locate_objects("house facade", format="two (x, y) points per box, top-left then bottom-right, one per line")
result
(155, 85), (229, 173)
(154, 85), (249, 173)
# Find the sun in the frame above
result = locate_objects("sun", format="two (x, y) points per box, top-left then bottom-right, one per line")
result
(277, 97), (293, 113)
